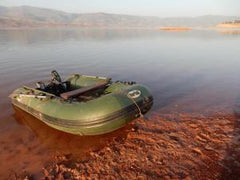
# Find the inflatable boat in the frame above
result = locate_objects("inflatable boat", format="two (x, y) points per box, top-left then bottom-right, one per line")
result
(9, 71), (153, 135)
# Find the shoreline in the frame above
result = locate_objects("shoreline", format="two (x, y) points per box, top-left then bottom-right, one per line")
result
(4, 108), (240, 179)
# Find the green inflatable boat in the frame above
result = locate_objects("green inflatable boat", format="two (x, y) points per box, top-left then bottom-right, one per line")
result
(10, 71), (153, 135)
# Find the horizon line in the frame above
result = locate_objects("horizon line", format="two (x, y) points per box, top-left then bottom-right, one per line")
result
(0, 5), (240, 18)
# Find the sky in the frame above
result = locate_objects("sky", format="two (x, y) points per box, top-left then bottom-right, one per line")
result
(0, 0), (239, 17)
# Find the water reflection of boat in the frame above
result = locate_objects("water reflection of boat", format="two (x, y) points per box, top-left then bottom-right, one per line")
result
(13, 106), (133, 157)
(10, 71), (153, 135)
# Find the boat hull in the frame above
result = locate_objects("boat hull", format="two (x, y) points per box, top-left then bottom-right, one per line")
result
(12, 96), (153, 135)
(10, 76), (153, 135)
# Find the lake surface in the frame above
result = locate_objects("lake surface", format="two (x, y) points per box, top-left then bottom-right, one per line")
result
(0, 28), (240, 178)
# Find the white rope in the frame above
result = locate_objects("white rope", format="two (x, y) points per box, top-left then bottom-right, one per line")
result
(127, 94), (143, 118)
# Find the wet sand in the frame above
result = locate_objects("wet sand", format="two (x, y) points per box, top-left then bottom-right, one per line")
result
(1, 105), (239, 180)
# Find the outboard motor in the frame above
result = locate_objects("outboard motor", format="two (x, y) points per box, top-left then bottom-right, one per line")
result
(36, 70), (67, 96)
(51, 70), (62, 83)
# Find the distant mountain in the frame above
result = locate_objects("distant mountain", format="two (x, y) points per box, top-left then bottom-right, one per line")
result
(0, 6), (239, 28)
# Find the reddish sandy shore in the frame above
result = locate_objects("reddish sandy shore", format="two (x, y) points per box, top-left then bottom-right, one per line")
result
(159, 27), (192, 31)
(6, 109), (240, 180)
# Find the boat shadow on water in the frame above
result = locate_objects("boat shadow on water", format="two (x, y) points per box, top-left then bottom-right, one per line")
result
(13, 106), (134, 159)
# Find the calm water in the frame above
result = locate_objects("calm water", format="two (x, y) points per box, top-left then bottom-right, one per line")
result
(0, 28), (240, 177)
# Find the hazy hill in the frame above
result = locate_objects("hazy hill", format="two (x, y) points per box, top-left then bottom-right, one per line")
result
(0, 6), (239, 28)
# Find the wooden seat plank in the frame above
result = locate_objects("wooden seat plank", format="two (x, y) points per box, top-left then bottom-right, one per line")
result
(60, 82), (108, 100)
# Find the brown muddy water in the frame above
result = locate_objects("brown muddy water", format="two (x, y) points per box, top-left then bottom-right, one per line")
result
(0, 29), (240, 179)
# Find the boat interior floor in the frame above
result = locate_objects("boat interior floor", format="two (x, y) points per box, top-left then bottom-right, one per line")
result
(36, 81), (108, 101)
(36, 81), (68, 96)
